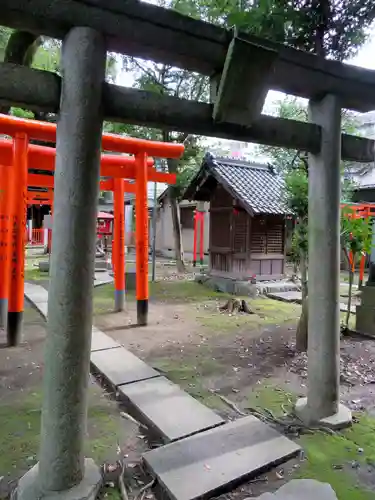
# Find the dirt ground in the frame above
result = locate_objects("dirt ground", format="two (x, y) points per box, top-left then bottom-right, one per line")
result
(3, 266), (375, 499)
(93, 281), (375, 499)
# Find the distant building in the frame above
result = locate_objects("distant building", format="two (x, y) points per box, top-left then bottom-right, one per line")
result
(183, 153), (290, 281)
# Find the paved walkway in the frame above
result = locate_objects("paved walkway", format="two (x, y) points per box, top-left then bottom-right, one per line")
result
(24, 282), (301, 500)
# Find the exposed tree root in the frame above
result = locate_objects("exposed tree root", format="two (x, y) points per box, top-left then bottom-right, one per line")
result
(219, 298), (255, 314)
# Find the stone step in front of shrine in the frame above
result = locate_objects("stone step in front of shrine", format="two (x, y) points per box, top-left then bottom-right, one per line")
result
(143, 415), (301, 500)
(24, 282), (303, 500)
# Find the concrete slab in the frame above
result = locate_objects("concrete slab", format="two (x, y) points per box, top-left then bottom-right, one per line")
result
(24, 283), (49, 317)
(295, 398), (352, 430)
(268, 291), (356, 314)
(35, 302), (48, 318)
(93, 271), (113, 287)
(143, 416), (301, 500)
(118, 377), (225, 443)
(258, 281), (300, 295)
(91, 327), (121, 352)
(267, 291), (302, 303)
(24, 282), (48, 300)
(90, 347), (160, 387)
(253, 479), (338, 499)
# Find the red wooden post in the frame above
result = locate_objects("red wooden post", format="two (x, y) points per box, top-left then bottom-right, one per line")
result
(135, 152), (149, 326)
(193, 210), (197, 267)
(113, 178), (125, 311)
(8, 133), (28, 346)
(199, 211), (204, 267)
(0, 163), (15, 331)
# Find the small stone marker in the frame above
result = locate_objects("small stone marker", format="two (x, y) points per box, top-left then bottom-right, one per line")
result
(90, 347), (160, 387)
(118, 376), (225, 443)
(143, 415), (301, 500)
(91, 328), (121, 352)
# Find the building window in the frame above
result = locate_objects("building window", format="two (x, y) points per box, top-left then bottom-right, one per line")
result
(180, 206), (195, 229)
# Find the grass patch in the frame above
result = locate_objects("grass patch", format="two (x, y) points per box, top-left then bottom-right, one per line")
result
(148, 280), (230, 302)
(245, 385), (375, 500)
(93, 280), (231, 314)
(199, 297), (301, 333)
(151, 353), (227, 410)
(93, 283), (116, 314)
(0, 388), (124, 481)
(24, 268), (49, 282)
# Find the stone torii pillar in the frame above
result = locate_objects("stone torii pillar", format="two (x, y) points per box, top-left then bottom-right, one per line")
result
(18, 27), (106, 500)
(295, 94), (351, 429)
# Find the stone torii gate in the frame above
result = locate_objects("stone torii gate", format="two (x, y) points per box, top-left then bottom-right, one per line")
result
(1, 1), (375, 499)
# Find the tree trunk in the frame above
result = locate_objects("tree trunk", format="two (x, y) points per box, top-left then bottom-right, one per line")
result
(296, 251), (308, 352)
(345, 266), (354, 329)
(0, 31), (41, 114)
(168, 187), (186, 272)
(300, 251), (308, 301)
(165, 143), (186, 273)
(296, 296), (308, 352)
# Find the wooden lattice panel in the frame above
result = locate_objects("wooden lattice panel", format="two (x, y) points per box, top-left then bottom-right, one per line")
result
(266, 223), (283, 254)
(233, 211), (248, 253)
(251, 218), (266, 253)
(211, 252), (231, 272)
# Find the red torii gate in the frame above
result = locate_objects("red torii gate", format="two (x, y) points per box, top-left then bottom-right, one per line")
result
(341, 202), (375, 285)
(0, 113), (183, 345)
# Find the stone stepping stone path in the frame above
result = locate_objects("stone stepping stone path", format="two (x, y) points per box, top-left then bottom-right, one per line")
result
(91, 346), (160, 387)
(118, 376), (225, 443)
(24, 282), (303, 500)
(91, 326), (121, 352)
(143, 415), (301, 500)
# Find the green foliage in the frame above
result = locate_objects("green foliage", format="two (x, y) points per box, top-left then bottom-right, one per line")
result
(32, 38), (60, 73)
(284, 168), (308, 218)
(341, 207), (372, 256)
(283, 157), (309, 260)
(0, 25), (11, 59)
(216, 0), (375, 60)
(10, 107), (34, 119)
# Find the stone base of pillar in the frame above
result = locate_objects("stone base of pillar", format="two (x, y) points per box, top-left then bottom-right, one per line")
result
(114, 289), (125, 312)
(295, 398), (352, 430)
(16, 459), (101, 500)
(0, 298), (7, 331)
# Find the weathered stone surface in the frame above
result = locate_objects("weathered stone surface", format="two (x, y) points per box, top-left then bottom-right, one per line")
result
(257, 281), (300, 295)
(253, 479), (338, 499)
(17, 458), (102, 500)
(125, 271), (137, 291)
(38, 260), (50, 272)
(359, 285), (375, 307)
(118, 376), (224, 443)
(267, 291), (302, 303)
(356, 304), (375, 337)
(233, 281), (257, 298)
(24, 283), (49, 318)
(143, 416), (301, 500)
(91, 347), (160, 387)
(295, 398), (352, 430)
(91, 328), (121, 352)
(24, 283), (48, 304)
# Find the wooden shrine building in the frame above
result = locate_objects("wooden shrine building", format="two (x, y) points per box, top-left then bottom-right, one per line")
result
(184, 153), (289, 281)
